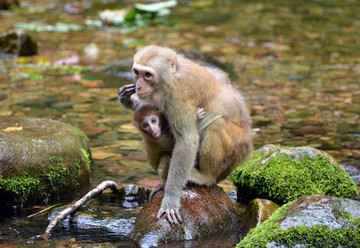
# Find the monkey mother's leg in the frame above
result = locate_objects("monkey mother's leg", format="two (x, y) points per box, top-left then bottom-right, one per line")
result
(149, 153), (171, 200)
(189, 118), (252, 185)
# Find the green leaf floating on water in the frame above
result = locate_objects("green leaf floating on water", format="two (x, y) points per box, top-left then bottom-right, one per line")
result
(29, 73), (43, 81)
(134, 0), (177, 12)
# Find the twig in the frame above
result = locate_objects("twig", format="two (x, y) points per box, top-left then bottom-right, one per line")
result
(41, 180), (119, 240)
(27, 204), (62, 218)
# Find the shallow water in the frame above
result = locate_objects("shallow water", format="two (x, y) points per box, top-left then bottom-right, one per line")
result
(0, 0), (359, 246)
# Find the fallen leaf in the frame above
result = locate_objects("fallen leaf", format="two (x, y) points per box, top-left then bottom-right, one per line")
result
(2, 126), (23, 132)
(137, 178), (160, 188)
(83, 81), (101, 88)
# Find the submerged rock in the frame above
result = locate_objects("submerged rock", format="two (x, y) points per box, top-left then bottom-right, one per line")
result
(0, 30), (37, 57)
(118, 184), (150, 209)
(240, 198), (280, 236)
(129, 186), (241, 247)
(0, 117), (92, 210)
(238, 195), (360, 248)
(0, 0), (18, 10)
(229, 144), (358, 205)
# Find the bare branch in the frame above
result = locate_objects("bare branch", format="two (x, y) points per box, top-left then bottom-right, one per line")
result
(41, 180), (119, 240)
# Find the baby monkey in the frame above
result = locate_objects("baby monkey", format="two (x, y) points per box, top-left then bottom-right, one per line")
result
(134, 103), (205, 140)
(133, 102), (205, 199)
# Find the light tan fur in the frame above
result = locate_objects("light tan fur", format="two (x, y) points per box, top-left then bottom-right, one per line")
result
(121, 45), (252, 224)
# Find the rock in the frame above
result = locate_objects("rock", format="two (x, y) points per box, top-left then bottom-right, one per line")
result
(238, 195), (360, 247)
(240, 198), (280, 236)
(117, 184), (150, 209)
(252, 115), (272, 127)
(182, 49), (237, 80)
(0, 117), (91, 210)
(0, 30), (38, 57)
(48, 205), (136, 237)
(341, 164), (360, 185)
(128, 186), (241, 247)
(0, 0), (18, 10)
(89, 58), (134, 88)
(229, 144), (358, 205)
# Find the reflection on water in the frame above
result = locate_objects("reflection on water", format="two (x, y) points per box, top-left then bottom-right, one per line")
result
(0, 0), (359, 246)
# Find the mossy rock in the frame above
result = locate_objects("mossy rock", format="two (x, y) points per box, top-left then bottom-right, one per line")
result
(237, 195), (360, 248)
(0, 117), (92, 209)
(229, 144), (358, 205)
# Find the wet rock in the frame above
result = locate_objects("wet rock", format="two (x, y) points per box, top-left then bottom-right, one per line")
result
(64, 2), (91, 14)
(0, 30), (37, 57)
(0, 117), (91, 210)
(252, 115), (272, 127)
(227, 189), (237, 203)
(182, 49), (237, 80)
(89, 58), (134, 88)
(46, 204), (137, 243)
(240, 198), (280, 236)
(341, 164), (360, 185)
(128, 186), (241, 247)
(0, 0), (18, 10)
(79, 125), (106, 137)
(229, 144), (358, 205)
(238, 195), (360, 247)
(291, 125), (326, 135)
(118, 184), (150, 209)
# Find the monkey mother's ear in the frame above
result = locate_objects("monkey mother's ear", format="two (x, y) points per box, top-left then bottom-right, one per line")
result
(170, 56), (177, 74)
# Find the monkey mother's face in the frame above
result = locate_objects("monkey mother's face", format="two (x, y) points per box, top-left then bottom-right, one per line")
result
(132, 63), (156, 99)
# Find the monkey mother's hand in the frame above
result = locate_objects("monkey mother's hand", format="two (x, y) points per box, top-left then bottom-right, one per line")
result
(156, 200), (182, 226)
(118, 84), (135, 109)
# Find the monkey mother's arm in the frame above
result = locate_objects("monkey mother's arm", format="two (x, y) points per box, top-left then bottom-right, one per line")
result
(156, 106), (199, 225)
(118, 84), (137, 109)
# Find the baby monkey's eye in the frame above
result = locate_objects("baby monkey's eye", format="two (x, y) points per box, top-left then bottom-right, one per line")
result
(151, 118), (157, 123)
(143, 123), (149, 128)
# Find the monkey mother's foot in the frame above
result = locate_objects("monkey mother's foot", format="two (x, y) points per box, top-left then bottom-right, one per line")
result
(156, 207), (182, 226)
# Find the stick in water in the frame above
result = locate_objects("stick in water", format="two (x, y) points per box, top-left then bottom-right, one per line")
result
(41, 180), (119, 240)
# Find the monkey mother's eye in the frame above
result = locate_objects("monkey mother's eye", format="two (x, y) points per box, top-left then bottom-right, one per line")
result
(144, 72), (153, 79)
(133, 69), (139, 76)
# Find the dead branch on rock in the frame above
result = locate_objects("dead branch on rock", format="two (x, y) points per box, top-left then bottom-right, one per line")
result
(41, 180), (119, 240)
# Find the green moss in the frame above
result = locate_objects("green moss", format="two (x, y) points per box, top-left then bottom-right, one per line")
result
(237, 202), (360, 248)
(72, 159), (82, 179)
(70, 124), (90, 143)
(0, 155), (89, 206)
(81, 148), (91, 173)
(0, 173), (42, 205)
(43, 156), (69, 193)
(229, 146), (358, 205)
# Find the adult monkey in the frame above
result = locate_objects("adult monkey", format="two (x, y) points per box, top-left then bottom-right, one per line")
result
(119, 45), (252, 225)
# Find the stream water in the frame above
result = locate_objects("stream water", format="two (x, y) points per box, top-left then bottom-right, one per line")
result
(0, 0), (359, 247)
